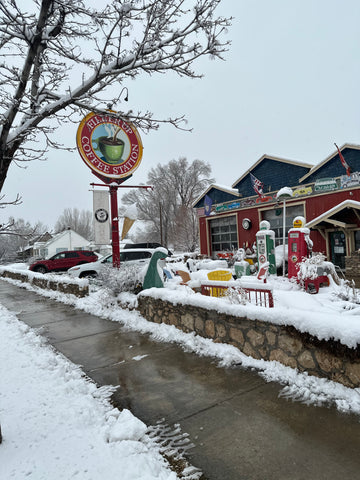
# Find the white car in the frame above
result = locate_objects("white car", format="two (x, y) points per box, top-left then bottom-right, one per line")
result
(67, 248), (156, 278)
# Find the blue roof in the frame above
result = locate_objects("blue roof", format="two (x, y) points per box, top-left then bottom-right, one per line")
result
(232, 156), (312, 196)
(193, 185), (239, 208)
(300, 146), (360, 184)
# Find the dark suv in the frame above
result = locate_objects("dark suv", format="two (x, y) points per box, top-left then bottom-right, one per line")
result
(29, 250), (98, 274)
(124, 243), (172, 255)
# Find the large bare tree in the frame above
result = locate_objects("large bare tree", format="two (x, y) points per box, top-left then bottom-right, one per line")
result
(0, 217), (48, 261)
(54, 207), (93, 240)
(121, 157), (214, 250)
(0, 0), (230, 197)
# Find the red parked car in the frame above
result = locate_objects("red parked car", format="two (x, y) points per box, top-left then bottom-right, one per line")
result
(29, 250), (98, 274)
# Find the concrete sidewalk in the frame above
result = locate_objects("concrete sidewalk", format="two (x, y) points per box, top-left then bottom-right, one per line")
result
(1, 279), (360, 480)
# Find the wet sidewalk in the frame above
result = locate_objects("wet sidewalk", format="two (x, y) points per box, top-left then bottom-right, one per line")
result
(1, 279), (360, 480)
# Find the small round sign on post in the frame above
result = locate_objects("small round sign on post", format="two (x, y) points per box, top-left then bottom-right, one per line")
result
(76, 112), (143, 181)
(94, 208), (109, 223)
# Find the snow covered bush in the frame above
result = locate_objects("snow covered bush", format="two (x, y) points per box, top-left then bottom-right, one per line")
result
(297, 253), (326, 282)
(224, 287), (249, 305)
(332, 280), (360, 306)
(97, 264), (146, 296)
(297, 253), (342, 285)
(297, 253), (360, 305)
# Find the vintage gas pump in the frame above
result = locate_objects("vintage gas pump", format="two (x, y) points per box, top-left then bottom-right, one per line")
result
(256, 220), (276, 275)
(287, 216), (313, 279)
(234, 248), (251, 278)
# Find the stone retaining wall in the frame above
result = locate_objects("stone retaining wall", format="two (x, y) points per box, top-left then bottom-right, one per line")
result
(137, 295), (360, 389)
(2, 267), (359, 388)
(0, 269), (89, 298)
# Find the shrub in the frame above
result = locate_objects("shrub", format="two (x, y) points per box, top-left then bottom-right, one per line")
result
(97, 263), (146, 295)
(332, 279), (360, 306)
(224, 287), (249, 305)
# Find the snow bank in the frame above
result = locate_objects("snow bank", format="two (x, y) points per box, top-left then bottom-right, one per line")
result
(0, 265), (89, 287)
(0, 305), (176, 480)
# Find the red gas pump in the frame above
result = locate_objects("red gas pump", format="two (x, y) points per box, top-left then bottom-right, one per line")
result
(287, 216), (312, 279)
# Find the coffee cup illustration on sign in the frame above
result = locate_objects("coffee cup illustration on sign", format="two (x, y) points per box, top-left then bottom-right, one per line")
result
(78, 112), (143, 179)
(93, 135), (124, 164)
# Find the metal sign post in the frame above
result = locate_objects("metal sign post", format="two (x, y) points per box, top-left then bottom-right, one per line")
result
(276, 187), (293, 276)
(91, 183), (151, 267)
(110, 185), (120, 267)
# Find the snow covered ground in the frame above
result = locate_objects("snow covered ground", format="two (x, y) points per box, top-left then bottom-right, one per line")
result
(1, 261), (360, 479)
(0, 304), (178, 480)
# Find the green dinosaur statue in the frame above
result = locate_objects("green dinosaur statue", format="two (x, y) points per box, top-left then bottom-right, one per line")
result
(142, 247), (168, 290)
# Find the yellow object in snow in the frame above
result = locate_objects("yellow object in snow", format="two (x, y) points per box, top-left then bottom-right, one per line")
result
(206, 270), (232, 297)
(207, 270), (232, 281)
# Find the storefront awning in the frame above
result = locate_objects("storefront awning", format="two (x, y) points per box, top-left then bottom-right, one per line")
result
(306, 200), (360, 230)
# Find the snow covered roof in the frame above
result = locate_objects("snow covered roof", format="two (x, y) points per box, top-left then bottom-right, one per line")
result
(299, 143), (360, 183)
(192, 183), (240, 208)
(45, 229), (89, 246)
(306, 200), (360, 229)
(231, 154), (313, 189)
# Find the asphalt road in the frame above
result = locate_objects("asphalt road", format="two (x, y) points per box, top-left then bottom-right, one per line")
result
(1, 279), (360, 480)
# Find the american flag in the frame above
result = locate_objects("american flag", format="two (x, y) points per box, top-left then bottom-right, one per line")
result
(250, 173), (264, 197)
(334, 143), (351, 177)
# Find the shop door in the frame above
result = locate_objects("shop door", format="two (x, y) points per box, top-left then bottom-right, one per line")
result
(329, 231), (346, 269)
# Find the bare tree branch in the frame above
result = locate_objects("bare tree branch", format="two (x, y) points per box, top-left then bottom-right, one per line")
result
(54, 207), (94, 240)
(0, 0), (231, 193)
(121, 157), (214, 250)
(0, 216), (49, 264)
(0, 192), (22, 208)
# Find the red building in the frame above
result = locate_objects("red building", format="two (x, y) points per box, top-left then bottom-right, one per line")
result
(193, 144), (360, 271)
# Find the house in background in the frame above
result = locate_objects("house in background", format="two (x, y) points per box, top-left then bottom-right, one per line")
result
(18, 232), (53, 260)
(41, 229), (90, 258)
(32, 229), (91, 259)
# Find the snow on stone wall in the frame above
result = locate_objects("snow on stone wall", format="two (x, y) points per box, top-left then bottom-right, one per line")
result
(0, 268), (89, 297)
(137, 295), (360, 389)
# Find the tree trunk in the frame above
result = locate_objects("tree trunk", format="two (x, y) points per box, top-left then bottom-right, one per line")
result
(0, 151), (12, 193)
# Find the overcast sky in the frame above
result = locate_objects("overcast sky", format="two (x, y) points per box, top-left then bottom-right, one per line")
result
(2, 0), (360, 229)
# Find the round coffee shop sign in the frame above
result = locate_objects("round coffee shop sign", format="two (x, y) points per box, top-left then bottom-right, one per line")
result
(77, 112), (143, 180)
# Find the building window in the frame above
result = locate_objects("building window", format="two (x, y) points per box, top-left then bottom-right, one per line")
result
(210, 216), (238, 254)
(261, 204), (304, 246)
